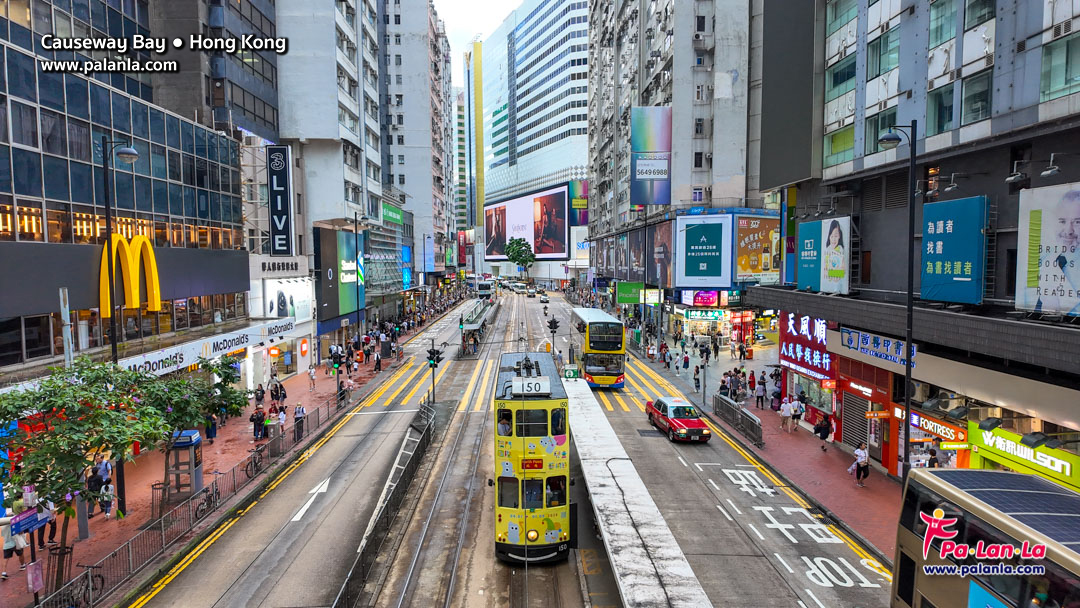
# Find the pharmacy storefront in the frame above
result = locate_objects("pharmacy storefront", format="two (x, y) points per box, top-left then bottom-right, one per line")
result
(967, 424), (1080, 494)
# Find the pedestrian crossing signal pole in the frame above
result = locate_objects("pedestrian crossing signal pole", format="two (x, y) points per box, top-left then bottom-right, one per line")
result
(547, 318), (559, 356)
(426, 339), (444, 402)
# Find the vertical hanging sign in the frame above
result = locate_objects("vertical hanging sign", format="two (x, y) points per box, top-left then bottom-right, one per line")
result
(267, 145), (295, 256)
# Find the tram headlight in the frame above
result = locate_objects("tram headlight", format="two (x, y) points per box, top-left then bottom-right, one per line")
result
(527, 529), (539, 542)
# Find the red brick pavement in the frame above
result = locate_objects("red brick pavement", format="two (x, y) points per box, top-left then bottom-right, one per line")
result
(0, 320), (430, 607)
(637, 342), (902, 563)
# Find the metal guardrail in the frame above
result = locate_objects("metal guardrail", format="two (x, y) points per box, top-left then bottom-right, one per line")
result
(35, 386), (366, 608)
(332, 403), (437, 608)
(712, 393), (765, 448)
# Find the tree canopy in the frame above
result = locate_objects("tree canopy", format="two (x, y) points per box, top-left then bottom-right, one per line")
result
(505, 237), (536, 278)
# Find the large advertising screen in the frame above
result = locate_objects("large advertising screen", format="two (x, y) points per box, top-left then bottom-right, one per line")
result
(797, 217), (850, 294)
(735, 215), (781, 284)
(263, 278), (313, 323)
(630, 106), (672, 206)
(646, 221), (673, 288)
(675, 215), (733, 288)
(484, 183), (569, 261)
(1017, 183), (1080, 315)
(628, 228), (646, 282)
(615, 233), (629, 280)
(921, 196), (987, 304)
(569, 179), (589, 226)
(313, 228), (363, 322)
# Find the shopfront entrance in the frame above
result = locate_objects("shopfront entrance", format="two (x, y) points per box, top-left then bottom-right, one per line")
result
(778, 311), (837, 431)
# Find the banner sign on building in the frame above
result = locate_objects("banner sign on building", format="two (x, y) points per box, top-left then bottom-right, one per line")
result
(569, 180), (590, 226)
(313, 228), (363, 323)
(266, 145), (295, 257)
(675, 215), (733, 288)
(628, 228), (646, 282)
(840, 328), (916, 368)
(968, 422), (1079, 490)
(734, 215), (781, 284)
(685, 309), (723, 321)
(1016, 182), (1080, 316)
(630, 106), (672, 206)
(646, 221), (673, 288)
(615, 233), (629, 280)
(424, 234), (435, 273)
(382, 203), (404, 225)
(797, 217), (850, 294)
(615, 281), (644, 304)
(779, 311), (834, 380)
(921, 196), (987, 304)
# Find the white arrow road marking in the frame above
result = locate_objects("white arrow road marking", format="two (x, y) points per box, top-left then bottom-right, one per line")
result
(292, 477), (330, 522)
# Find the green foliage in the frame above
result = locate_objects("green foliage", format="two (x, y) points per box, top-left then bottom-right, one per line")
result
(504, 237), (536, 278)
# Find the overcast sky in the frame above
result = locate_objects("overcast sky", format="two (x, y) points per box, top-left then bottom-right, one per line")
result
(432, 0), (516, 87)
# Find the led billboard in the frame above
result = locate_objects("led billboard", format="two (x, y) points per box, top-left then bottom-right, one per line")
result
(484, 183), (569, 261)
(313, 228), (364, 322)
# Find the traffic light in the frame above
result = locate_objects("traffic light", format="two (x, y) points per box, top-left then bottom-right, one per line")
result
(426, 348), (444, 369)
(459, 315), (464, 330)
(547, 318), (560, 333)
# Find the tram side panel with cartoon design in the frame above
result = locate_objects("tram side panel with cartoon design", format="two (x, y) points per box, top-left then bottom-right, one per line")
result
(492, 352), (574, 563)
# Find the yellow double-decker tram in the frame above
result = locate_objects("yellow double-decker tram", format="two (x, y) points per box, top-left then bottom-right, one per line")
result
(491, 352), (575, 563)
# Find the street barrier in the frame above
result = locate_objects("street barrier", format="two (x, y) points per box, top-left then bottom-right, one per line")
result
(332, 403), (437, 608)
(712, 393), (766, 448)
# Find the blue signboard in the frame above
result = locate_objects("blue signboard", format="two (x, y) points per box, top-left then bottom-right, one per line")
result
(921, 196), (987, 304)
(797, 221), (822, 291)
(967, 580), (1010, 608)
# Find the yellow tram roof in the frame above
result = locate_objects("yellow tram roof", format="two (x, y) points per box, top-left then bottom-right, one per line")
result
(495, 352), (567, 401)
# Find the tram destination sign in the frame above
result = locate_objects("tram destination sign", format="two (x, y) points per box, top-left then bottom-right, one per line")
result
(511, 377), (552, 397)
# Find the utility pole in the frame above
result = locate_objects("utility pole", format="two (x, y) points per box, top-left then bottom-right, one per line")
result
(426, 339), (444, 402)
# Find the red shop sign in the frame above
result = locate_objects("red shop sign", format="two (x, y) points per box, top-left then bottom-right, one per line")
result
(841, 376), (889, 403)
(778, 310), (835, 381)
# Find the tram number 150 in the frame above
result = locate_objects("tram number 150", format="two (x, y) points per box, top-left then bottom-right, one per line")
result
(511, 377), (551, 396)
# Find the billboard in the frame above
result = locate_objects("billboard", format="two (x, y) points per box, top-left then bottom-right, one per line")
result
(798, 217), (850, 294)
(675, 215), (733, 289)
(646, 221), (673, 288)
(615, 233), (628, 280)
(1016, 183), (1080, 315)
(266, 145), (295, 256)
(313, 228), (363, 322)
(569, 180), (589, 226)
(630, 106), (672, 206)
(628, 228), (646, 282)
(616, 281), (643, 304)
(735, 215), (781, 284)
(264, 278), (312, 323)
(484, 183), (569, 261)
(458, 230), (467, 266)
(424, 234), (435, 273)
(921, 196), (987, 304)
(572, 226), (589, 260)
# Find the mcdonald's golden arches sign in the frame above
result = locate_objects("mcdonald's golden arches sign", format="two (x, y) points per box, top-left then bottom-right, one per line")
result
(99, 234), (162, 318)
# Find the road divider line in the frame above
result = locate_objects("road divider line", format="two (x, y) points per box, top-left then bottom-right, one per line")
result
(129, 516), (241, 608)
(725, 498), (743, 515)
(474, 360), (495, 412)
(747, 523), (765, 540)
(457, 359), (486, 412)
(402, 360), (453, 404)
(774, 552), (794, 574)
(804, 588), (827, 608)
(715, 504), (733, 521)
(677, 456), (688, 468)
(596, 390), (615, 412)
(380, 359), (426, 407)
(612, 392), (631, 412)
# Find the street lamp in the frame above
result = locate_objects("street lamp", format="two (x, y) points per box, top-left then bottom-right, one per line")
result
(100, 136), (139, 517)
(877, 121), (917, 483)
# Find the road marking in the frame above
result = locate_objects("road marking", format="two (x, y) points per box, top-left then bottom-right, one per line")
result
(626, 393), (646, 412)
(726, 498), (743, 515)
(474, 360), (496, 412)
(129, 515), (242, 608)
(695, 462), (726, 471)
(624, 364), (664, 400)
(612, 392), (631, 412)
(596, 390), (615, 412)
(345, 409), (419, 416)
(402, 360), (453, 404)
(804, 588), (827, 608)
(677, 456), (688, 468)
(797, 602), (808, 608)
(379, 359), (425, 407)
(774, 552), (794, 574)
(457, 358), (486, 412)
(715, 504), (733, 521)
(747, 523), (765, 540)
(291, 477), (330, 522)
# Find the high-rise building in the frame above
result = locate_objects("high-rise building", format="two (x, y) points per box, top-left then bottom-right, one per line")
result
(150, 0), (280, 142)
(381, 0), (454, 286)
(454, 89), (469, 233)
(0, 2), (257, 390)
(464, 42), (484, 229)
(586, 0), (762, 236)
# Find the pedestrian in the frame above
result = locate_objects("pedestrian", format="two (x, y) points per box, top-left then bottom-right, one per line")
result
(693, 366), (701, 392)
(278, 382), (288, 404)
(729, 340), (737, 359)
(556, 349), (564, 370)
(270, 383), (281, 407)
(95, 453), (113, 482)
(814, 415), (833, 452)
(250, 407), (266, 442)
(791, 398), (804, 431)
(682, 353), (690, 371)
(254, 383), (265, 407)
(713, 342), (719, 359)
(852, 442), (870, 487)
(738, 341), (747, 361)
(703, 347), (710, 365)
(100, 479), (115, 519)
(754, 381), (766, 409)
(374, 351), (382, 373)
(927, 449), (941, 469)
(86, 470), (104, 517)
(748, 372), (757, 394)
(34, 499), (57, 550)
(1, 505), (27, 579)
(294, 403), (307, 441)
(278, 405), (288, 437)
(204, 412), (218, 445)
(779, 398), (793, 432)
(308, 365), (317, 391)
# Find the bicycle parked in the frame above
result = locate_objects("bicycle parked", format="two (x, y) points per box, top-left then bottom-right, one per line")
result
(193, 472), (224, 520)
(245, 444), (267, 479)
(61, 563), (106, 608)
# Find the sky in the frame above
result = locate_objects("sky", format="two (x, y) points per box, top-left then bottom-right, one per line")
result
(431, 0), (516, 87)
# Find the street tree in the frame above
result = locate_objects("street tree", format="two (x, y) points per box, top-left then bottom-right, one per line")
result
(505, 237), (536, 279)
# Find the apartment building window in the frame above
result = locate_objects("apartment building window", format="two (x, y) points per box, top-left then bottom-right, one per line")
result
(825, 55), (856, 101)
(397, 135), (404, 145)
(395, 34), (401, 44)
(693, 152), (703, 168)
(398, 174), (405, 185)
(395, 94), (403, 106)
(961, 71), (992, 125)
(964, 0), (994, 29)
(397, 114), (403, 125)
(694, 118), (704, 135)
(824, 126), (854, 167)
(397, 154), (404, 164)
(692, 187), (704, 202)
(1040, 31), (1080, 102)
(396, 75), (403, 85)
(929, 0), (956, 49)
(395, 55), (402, 66)
(867, 27), (899, 79)
(864, 106), (896, 155)
(696, 16), (706, 32)
(695, 85), (704, 101)
(927, 83), (955, 135)
(695, 52), (705, 66)
(394, 14), (400, 24)
(826, 0), (857, 35)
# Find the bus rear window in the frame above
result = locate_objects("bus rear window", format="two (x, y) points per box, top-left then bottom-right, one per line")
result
(516, 409), (547, 436)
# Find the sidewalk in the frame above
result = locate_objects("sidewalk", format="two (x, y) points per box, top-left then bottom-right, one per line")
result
(634, 340), (902, 562)
(0, 321), (428, 607)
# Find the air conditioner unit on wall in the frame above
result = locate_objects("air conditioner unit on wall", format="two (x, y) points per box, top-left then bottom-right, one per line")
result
(694, 33), (703, 40)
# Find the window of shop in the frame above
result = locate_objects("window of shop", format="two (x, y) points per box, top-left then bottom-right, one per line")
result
(272, 340), (297, 377)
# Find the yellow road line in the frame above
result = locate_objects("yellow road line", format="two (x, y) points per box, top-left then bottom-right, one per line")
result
(624, 373), (656, 403)
(624, 363), (664, 399)
(630, 357), (680, 395)
(457, 359), (487, 411)
(474, 360), (496, 412)
(626, 393), (646, 412)
(381, 359), (425, 407)
(404, 361), (453, 404)
(596, 391), (615, 412)
(129, 516), (243, 608)
(612, 392), (631, 412)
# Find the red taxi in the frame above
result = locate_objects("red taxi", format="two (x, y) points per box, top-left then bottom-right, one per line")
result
(646, 397), (711, 442)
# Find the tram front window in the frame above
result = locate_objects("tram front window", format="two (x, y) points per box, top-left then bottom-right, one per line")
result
(516, 409), (547, 436)
(524, 479), (544, 510)
(497, 409), (512, 436)
(551, 408), (566, 435)
(498, 477), (519, 508)
(546, 476), (566, 507)
(583, 353), (623, 375)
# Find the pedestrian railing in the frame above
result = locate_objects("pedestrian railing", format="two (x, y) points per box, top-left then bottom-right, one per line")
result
(36, 385), (367, 608)
(712, 393), (766, 448)
(332, 403), (437, 608)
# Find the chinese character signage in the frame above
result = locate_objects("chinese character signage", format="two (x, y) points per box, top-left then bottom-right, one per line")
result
(797, 217), (850, 294)
(840, 328), (916, 368)
(675, 215), (733, 288)
(630, 106), (672, 206)
(1016, 182), (1080, 316)
(685, 309), (723, 321)
(921, 196), (986, 304)
(735, 215), (781, 284)
(778, 311), (834, 380)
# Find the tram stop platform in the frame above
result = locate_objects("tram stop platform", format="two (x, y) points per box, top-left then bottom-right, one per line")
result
(566, 378), (712, 607)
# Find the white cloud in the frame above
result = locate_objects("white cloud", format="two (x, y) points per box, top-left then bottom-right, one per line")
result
(432, 0), (517, 85)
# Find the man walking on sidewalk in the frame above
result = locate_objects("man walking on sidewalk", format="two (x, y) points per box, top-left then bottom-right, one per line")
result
(754, 381), (766, 409)
(779, 398), (793, 432)
(294, 404), (307, 441)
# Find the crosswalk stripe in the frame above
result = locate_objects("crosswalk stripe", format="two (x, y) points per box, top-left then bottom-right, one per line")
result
(625, 363), (664, 400)
(595, 390), (615, 411)
(612, 392), (631, 412)
(380, 359), (426, 407)
(623, 373), (655, 403)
